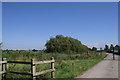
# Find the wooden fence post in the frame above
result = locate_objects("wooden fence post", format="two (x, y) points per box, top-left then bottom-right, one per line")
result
(2, 58), (7, 79)
(51, 57), (55, 78)
(31, 58), (36, 80)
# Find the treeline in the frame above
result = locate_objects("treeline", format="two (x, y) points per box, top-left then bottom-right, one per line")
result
(104, 44), (120, 55)
(1, 35), (98, 54)
(3, 36), (120, 54)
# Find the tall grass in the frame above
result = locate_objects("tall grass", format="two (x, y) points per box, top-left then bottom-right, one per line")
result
(2, 50), (107, 79)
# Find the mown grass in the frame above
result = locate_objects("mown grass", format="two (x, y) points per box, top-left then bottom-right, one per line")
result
(2, 51), (107, 79)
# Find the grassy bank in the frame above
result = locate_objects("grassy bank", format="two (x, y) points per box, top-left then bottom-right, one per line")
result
(2, 51), (107, 79)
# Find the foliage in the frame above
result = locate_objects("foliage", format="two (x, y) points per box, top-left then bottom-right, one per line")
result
(45, 35), (89, 53)
(91, 47), (97, 51)
(104, 44), (120, 55)
(114, 45), (119, 50)
(2, 50), (106, 79)
(104, 45), (109, 51)
(32, 49), (38, 52)
(110, 44), (114, 51)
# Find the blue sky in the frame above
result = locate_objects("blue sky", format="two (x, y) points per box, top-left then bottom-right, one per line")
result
(2, 2), (118, 50)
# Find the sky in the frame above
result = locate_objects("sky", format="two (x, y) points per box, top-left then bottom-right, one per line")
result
(2, 2), (118, 50)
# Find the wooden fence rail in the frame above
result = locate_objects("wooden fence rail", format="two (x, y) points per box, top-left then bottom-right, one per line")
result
(0, 57), (55, 80)
(0, 58), (7, 79)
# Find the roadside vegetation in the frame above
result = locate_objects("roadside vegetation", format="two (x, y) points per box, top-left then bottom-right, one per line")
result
(2, 50), (107, 78)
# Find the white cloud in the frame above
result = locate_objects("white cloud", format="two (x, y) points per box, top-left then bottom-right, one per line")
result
(86, 43), (104, 49)
(85, 42), (117, 50)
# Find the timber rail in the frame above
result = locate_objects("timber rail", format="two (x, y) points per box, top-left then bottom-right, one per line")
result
(0, 57), (55, 80)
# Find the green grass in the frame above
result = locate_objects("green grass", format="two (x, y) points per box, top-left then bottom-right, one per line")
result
(55, 59), (100, 78)
(2, 51), (107, 79)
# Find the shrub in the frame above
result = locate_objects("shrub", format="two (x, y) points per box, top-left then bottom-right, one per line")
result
(45, 35), (89, 53)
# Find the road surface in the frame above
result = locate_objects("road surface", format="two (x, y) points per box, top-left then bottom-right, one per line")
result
(76, 53), (119, 78)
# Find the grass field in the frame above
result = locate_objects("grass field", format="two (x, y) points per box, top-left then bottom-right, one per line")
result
(1, 50), (107, 79)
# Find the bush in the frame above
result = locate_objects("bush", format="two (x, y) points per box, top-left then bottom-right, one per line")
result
(45, 35), (89, 53)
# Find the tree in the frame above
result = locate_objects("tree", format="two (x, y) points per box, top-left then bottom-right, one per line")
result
(45, 35), (89, 53)
(92, 47), (97, 51)
(115, 45), (119, 47)
(110, 44), (114, 51)
(0, 43), (2, 48)
(114, 45), (119, 50)
(104, 45), (109, 51)
(114, 45), (119, 54)
(32, 49), (37, 52)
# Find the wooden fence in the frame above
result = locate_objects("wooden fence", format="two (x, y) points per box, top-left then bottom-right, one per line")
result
(0, 57), (55, 80)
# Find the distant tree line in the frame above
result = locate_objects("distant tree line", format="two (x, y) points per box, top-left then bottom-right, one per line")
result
(91, 47), (97, 51)
(104, 44), (120, 55)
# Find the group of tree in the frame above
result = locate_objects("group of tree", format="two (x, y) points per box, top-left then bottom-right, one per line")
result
(104, 44), (120, 54)
(45, 35), (90, 53)
(91, 47), (97, 51)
